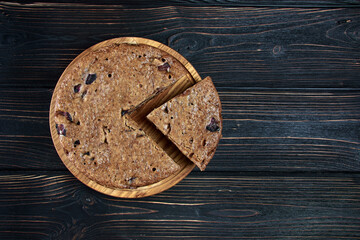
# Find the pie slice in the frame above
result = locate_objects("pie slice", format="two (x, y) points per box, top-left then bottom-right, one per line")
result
(147, 77), (222, 171)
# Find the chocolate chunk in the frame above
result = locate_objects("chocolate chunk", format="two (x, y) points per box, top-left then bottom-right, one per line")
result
(158, 62), (170, 72)
(55, 111), (72, 122)
(206, 117), (220, 132)
(121, 109), (129, 116)
(81, 90), (87, 99)
(127, 177), (136, 184)
(85, 73), (97, 85)
(55, 110), (64, 117)
(74, 84), (81, 93)
(83, 151), (90, 156)
(56, 123), (66, 136)
(164, 105), (169, 114)
(74, 140), (80, 147)
(65, 112), (72, 122)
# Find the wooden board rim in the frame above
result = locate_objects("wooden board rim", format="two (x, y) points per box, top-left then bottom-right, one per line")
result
(49, 37), (202, 198)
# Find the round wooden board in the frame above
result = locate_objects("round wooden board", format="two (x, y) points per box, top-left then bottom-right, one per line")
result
(49, 37), (202, 198)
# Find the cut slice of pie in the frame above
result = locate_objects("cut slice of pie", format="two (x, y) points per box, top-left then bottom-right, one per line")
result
(147, 77), (222, 171)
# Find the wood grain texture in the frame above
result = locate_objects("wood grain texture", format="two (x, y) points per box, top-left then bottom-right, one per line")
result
(4, 0), (360, 7)
(1, 1), (360, 238)
(0, 171), (359, 239)
(1, 88), (360, 172)
(1, 4), (360, 88)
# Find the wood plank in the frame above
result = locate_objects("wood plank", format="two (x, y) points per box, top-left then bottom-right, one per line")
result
(0, 171), (359, 239)
(1, 88), (360, 172)
(5, 0), (360, 7)
(1, 4), (360, 88)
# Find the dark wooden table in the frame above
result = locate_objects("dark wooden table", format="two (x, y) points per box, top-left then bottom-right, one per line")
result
(1, 1), (360, 239)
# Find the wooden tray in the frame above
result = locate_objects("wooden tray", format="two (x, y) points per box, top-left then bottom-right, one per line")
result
(49, 37), (202, 198)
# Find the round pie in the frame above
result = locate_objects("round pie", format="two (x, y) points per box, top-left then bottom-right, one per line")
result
(50, 37), (222, 197)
